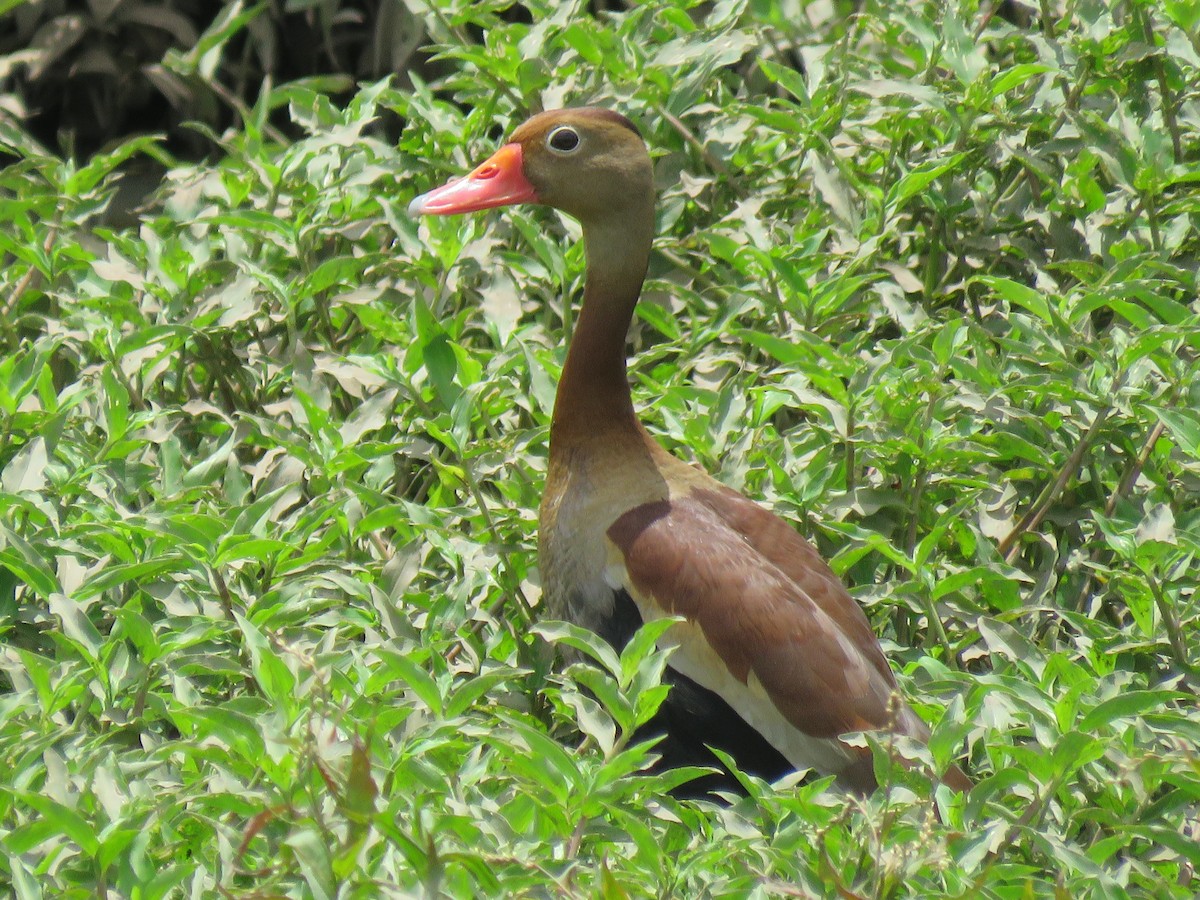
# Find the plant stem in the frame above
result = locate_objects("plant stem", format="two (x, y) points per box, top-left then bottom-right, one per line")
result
(999, 402), (1114, 563)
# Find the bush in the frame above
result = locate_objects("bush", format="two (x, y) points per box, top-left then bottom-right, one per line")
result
(0, 0), (1197, 896)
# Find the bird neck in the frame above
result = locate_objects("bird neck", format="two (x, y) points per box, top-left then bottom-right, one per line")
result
(551, 211), (653, 449)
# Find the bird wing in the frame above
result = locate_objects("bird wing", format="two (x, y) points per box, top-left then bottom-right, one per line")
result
(605, 487), (912, 784)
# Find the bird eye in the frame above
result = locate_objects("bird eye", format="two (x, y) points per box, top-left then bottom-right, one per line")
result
(546, 126), (580, 154)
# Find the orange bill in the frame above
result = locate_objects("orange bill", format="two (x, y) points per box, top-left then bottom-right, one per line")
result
(408, 143), (538, 216)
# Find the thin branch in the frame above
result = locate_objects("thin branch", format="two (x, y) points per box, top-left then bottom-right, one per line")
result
(658, 106), (731, 179)
(564, 815), (588, 860)
(459, 455), (536, 626)
(1136, 7), (1184, 162)
(1071, 414), (1171, 614)
(1106, 419), (1166, 516)
(999, 404), (1113, 562)
(2, 226), (58, 328)
(1143, 570), (1196, 682)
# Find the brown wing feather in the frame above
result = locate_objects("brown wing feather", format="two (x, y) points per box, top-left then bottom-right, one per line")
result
(607, 493), (901, 742)
(692, 485), (898, 687)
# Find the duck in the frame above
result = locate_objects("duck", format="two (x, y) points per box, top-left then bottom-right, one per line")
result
(409, 107), (971, 796)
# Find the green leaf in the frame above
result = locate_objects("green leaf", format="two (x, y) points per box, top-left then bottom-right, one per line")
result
(1163, 0), (1200, 31)
(532, 620), (623, 678)
(286, 827), (335, 900)
(758, 58), (809, 102)
(183, 431), (240, 489)
(1130, 824), (1200, 868)
(11, 792), (101, 857)
(973, 275), (1056, 325)
(376, 648), (444, 717)
(47, 593), (103, 661)
(565, 663), (634, 736)
(977, 617), (1046, 679)
(1079, 691), (1183, 733)
(0, 525), (61, 599)
(1135, 503), (1176, 547)
(989, 63), (1056, 98)
(444, 666), (523, 719)
(422, 335), (460, 410)
(618, 616), (678, 687)
(561, 687), (616, 754)
(1153, 406), (1200, 459)
(886, 153), (969, 211)
(494, 713), (580, 804)
(234, 612), (297, 709)
(170, 707), (263, 758)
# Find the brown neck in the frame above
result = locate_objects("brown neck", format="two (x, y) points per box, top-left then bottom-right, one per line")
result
(550, 211), (653, 449)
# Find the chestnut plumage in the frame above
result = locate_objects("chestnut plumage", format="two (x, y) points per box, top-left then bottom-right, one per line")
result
(412, 107), (971, 796)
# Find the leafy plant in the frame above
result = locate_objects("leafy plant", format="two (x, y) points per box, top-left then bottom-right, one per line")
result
(1, 0), (1198, 896)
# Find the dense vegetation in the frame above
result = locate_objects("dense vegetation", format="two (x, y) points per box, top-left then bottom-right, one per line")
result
(2, 0), (1198, 896)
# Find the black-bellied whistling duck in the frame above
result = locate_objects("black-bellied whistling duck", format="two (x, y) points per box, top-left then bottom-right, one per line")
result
(410, 108), (971, 796)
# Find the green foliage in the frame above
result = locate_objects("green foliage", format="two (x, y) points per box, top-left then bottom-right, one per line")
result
(0, 0), (407, 157)
(1, 0), (1199, 896)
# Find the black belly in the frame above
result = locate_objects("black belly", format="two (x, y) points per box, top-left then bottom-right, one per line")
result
(594, 588), (794, 798)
